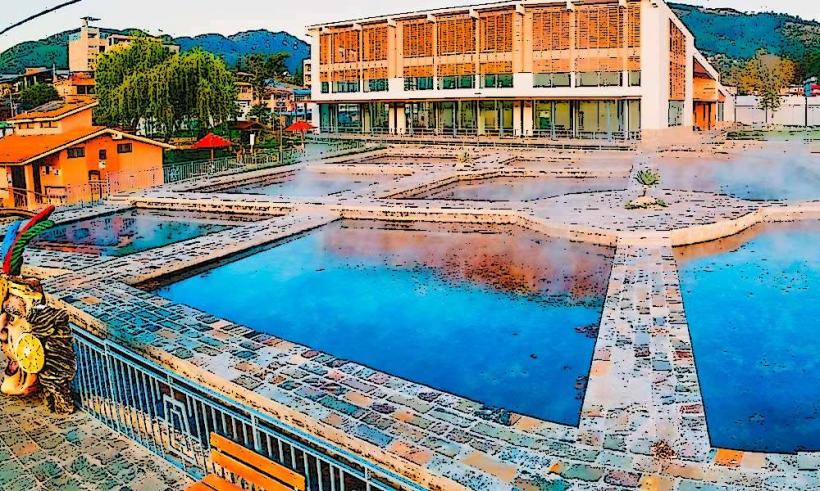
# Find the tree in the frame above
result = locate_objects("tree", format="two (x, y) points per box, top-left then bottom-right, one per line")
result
(238, 53), (290, 102)
(96, 36), (173, 130)
(248, 103), (271, 125)
(18, 83), (59, 109)
(96, 39), (236, 141)
(736, 50), (797, 121)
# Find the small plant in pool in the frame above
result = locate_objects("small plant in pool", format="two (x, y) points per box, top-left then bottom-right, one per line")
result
(626, 168), (668, 210)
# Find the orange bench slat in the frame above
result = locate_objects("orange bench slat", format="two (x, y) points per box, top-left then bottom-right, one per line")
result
(201, 473), (244, 491)
(212, 449), (297, 491)
(186, 482), (214, 491)
(210, 433), (306, 490)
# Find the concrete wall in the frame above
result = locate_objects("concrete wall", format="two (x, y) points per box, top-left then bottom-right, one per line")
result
(735, 96), (820, 127)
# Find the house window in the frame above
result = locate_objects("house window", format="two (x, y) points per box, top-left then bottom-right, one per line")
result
(40, 121), (56, 128)
(117, 143), (133, 154)
(628, 71), (641, 87)
(99, 149), (107, 160)
(67, 147), (85, 159)
(321, 82), (329, 93)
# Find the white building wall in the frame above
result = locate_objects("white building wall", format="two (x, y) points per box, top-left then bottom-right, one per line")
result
(735, 96), (820, 127)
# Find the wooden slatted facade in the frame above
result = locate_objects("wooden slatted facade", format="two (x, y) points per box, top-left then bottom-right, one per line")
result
(669, 21), (686, 100)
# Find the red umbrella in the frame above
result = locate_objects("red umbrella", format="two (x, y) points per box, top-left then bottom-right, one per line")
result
(285, 120), (315, 146)
(192, 132), (234, 159)
(285, 121), (315, 132)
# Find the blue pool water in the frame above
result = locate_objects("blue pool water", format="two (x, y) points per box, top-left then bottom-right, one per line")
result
(157, 220), (614, 425)
(676, 221), (820, 453)
(32, 209), (234, 256)
(421, 176), (628, 201)
(654, 148), (820, 201)
(228, 170), (391, 197)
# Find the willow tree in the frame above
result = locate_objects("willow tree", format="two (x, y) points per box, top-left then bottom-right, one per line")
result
(96, 40), (236, 140)
(96, 36), (171, 129)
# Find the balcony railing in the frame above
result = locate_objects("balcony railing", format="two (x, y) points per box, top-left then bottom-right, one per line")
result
(72, 326), (424, 491)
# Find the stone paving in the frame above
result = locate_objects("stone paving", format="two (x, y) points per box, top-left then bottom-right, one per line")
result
(9, 143), (820, 490)
(0, 393), (191, 490)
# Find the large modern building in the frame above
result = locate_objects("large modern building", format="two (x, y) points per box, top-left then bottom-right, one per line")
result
(307, 0), (732, 140)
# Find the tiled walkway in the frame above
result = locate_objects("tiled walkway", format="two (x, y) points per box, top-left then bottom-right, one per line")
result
(0, 394), (191, 491)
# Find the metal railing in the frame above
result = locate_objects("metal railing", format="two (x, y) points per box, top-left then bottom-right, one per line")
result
(72, 326), (423, 491)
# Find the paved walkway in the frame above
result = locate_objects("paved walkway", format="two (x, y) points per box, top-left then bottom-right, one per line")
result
(0, 394), (192, 491)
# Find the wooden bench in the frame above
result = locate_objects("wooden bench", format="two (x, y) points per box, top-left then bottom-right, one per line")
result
(188, 433), (306, 491)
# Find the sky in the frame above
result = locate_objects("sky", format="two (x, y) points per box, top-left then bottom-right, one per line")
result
(1, 0), (818, 53)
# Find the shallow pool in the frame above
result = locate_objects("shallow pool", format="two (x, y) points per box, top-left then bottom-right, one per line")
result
(227, 170), (391, 197)
(676, 221), (820, 452)
(32, 209), (235, 256)
(654, 148), (820, 201)
(156, 220), (614, 425)
(419, 176), (627, 201)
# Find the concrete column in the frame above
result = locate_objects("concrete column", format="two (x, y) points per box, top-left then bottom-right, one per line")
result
(362, 103), (371, 133)
(395, 103), (407, 134)
(513, 101), (523, 136)
(639, 1), (668, 131)
(523, 100), (534, 137)
(684, 35), (695, 128)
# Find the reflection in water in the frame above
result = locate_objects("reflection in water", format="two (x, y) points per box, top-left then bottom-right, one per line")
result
(651, 147), (820, 201)
(32, 209), (233, 257)
(422, 176), (627, 201)
(228, 170), (391, 197)
(157, 220), (614, 425)
(676, 220), (820, 453)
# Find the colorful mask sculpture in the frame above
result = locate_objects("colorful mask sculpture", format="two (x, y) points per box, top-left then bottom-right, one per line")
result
(0, 206), (77, 414)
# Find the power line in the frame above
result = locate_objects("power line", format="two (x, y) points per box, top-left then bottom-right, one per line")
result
(0, 0), (84, 37)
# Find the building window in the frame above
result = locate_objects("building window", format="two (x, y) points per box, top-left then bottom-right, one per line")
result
(404, 77), (433, 91)
(321, 82), (329, 93)
(117, 143), (133, 153)
(333, 80), (360, 93)
(18, 123), (35, 129)
(67, 147), (85, 159)
(628, 71), (641, 87)
(366, 79), (388, 92)
(668, 101), (684, 127)
(533, 73), (570, 88)
(40, 121), (56, 128)
(482, 74), (513, 89)
(98, 149), (107, 160)
(717, 102), (725, 122)
(439, 75), (474, 90)
(576, 71), (622, 87)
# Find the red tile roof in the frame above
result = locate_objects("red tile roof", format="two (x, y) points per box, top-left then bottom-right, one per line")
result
(0, 127), (173, 166)
(8, 96), (97, 122)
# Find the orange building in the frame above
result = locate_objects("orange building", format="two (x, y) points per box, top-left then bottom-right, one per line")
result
(0, 97), (171, 209)
(308, 0), (734, 139)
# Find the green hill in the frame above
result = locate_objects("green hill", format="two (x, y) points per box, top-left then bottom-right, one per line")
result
(670, 3), (819, 68)
(0, 28), (309, 75)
